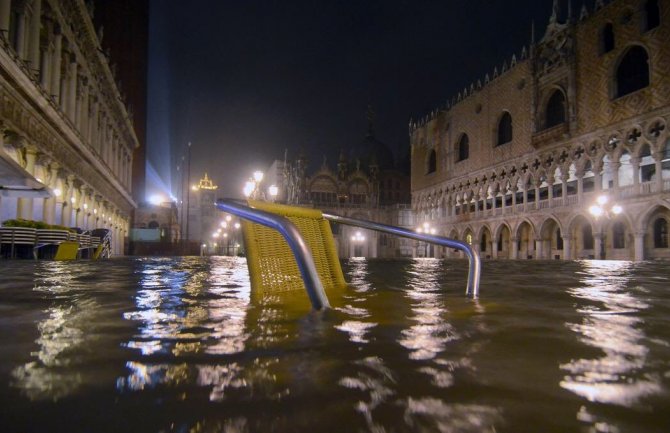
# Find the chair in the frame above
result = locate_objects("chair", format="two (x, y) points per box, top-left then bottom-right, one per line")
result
(217, 199), (481, 311)
(0, 227), (36, 259)
(241, 199), (347, 296)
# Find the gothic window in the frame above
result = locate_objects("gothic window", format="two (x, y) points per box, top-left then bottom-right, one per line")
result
(653, 218), (668, 248)
(556, 228), (564, 250)
(601, 23), (615, 54)
(427, 149), (437, 174)
(612, 221), (626, 249)
(457, 134), (469, 162)
(616, 46), (650, 98)
(583, 225), (594, 250)
(497, 112), (513, 146)
(639, 144), (656, 182)
(618, 151), (634, 187)
(480, 233), (487, 252)
(644, 0), (660, 31)
(545, 90), (566, 129)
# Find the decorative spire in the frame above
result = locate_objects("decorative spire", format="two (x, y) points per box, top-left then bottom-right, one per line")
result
(197, 172), (218, 190)
(550, 0), (560, 23)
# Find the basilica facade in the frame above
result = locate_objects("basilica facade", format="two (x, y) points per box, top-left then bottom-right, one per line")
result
(410, 0), (670, 260)
(0, 0), (137, 254)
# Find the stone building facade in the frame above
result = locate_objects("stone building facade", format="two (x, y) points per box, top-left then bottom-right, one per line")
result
(280, 123), (413, 258)
(410, 0), (670, 261)
(0, 0), (136, 254)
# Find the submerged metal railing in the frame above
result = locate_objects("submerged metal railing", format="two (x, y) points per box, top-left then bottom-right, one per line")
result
(216, 199), (481, 310)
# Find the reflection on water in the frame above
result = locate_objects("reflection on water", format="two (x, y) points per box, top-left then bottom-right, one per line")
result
(399, 259), (458, 360)
(561, 260), (661, 409)
(2, 258), (669, 432)
(118, 257), (253, 401)
(11, 262), (99, 400)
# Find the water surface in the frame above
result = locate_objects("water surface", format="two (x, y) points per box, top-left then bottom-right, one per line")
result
(0, 257), (669, 432)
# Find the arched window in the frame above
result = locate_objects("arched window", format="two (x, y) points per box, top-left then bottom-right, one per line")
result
(654, 218), (668, 248)
(616, 46), (650, 98)
(497, 112), (513, 146)
(612, 221), (626, 249)
(427, 149), (437, 174)
(545, 90), (566, 129)
(601, 23), (615, 54)
(618, 151), (634, 187)
(644, 0), (660, 31)
(639, 144), (656, 182)
(480, 233), (487, 252)
(457, 134), (469, 162)
(556, 228), (564, 250)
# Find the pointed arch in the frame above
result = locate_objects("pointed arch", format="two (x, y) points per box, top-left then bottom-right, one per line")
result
(496, 111), (513, 146)
(615, 45), (650, 98)
(545, 89), (567, 129)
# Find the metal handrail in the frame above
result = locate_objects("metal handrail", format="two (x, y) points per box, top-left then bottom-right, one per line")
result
(323, 213), (481, 297)
(216, 199), (481, 310)
(216, 199), (330, 310)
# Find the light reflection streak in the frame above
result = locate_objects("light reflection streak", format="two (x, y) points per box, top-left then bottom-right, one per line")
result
(335, 258), (375, 344)
(119, 257), (254, 400)
(398, 259), (458, 360)
(561, 261), (661, 411)
(11, 262), (98, 400)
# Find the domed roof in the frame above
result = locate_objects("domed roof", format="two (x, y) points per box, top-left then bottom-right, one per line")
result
(348, 106), (395, 170)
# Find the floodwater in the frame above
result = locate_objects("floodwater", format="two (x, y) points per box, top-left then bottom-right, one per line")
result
(0, 257), (669, 433)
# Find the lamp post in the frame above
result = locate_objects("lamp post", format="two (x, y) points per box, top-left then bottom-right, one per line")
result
(588, 194), (623, 260)
(351, 230), (366, 257)
(268, 184), (278, 202)
(243, 170), (265, 200)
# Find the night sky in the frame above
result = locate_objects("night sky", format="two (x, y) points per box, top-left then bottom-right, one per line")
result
(147, 0), (563, 199)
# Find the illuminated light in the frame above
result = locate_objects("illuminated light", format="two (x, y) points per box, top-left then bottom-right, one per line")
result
(430, 228), (436, 235)
(35, 177), (43, 183)
(212, 232), (220, 238)
(213, 242), (217, 247)
(83, 203), (88, 210)
(243, 180), (255, 198)
(93, 209), (98, 214)
(225, 215), (232, 222)
(612, 205), (623, 215)
(597, 195), (608, 206)
(220, 221), (228, 228)
(192, 185), (198, 191)
(217, 228), (222, 233)
(53, 188), (62, 197)
(202, 244), (207, 248)
(417, 227), (423, 233)
(223, 233), (228, 238)
(234, 222), (240, 229)
(589, 205), (604, 217)
(148, 194), (164, 205)
(268, 184), (278, 197)
(70, 197), (76, 204)
(253, 170), (264, 183)
(423, 222), (430, 229)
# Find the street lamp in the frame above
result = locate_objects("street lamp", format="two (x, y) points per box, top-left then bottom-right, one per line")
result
(416, 221), (437, 257)
(243, 171), (266, 199)
(589, 194), (623, 259)
(351, 231), (365, 257)
(268, 184), (278, 202)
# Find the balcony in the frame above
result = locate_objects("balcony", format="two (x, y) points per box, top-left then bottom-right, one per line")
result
(531, 123), (569, 149)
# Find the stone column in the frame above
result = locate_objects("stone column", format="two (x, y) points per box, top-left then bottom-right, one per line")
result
(561, 179), (567, 205)
(631, 157), (641, 194)
(634, 232), (645, 261)
(491, 241), (498, 259)
(611, 161), (621, 189)
(535, 238), (543, 260)
(39, 38), (50, 89)
(511, 236), (519, 260)
(67, 58), (78, 120)
(28, 0), (41, 72)
(42, 162), (59, 224)
(17, 147), (37, 219)
(654, 151), (663, 193)
(50, 29), (62, 101)
(61, 175), (75, 226)
(0, 0), (10, 33)
(562, 236), (571, 260)
(577, 174), (584, 203)
(534, 184), (540, 209)
(547, 176), (554, 204)
(14, 5), (27, 58)
(594, 232), (603, 260)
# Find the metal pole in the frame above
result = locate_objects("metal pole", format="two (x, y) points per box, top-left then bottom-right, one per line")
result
(185, 142), (191, 247)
